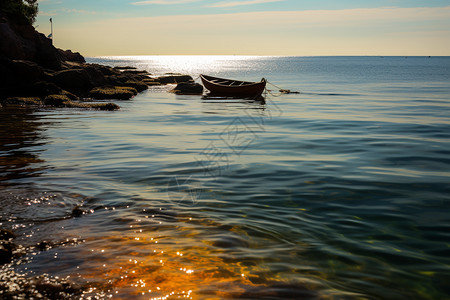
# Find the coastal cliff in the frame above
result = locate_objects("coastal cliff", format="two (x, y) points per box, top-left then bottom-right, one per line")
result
(0, 11), (195, 110)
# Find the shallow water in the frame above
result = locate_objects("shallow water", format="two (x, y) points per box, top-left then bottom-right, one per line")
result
(1, 56), (450, 299)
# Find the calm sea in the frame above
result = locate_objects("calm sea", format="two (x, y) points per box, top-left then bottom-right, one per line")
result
(1, 56), (449, 299)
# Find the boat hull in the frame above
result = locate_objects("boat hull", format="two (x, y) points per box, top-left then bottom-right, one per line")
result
(200, 74), (266, 98)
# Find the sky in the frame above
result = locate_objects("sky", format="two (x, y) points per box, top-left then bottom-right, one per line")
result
(35, 0), (450, 56)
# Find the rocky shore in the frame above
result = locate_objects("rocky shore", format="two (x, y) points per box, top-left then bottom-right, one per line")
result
(0, 12), (202, 111)
(0, 228), (95, 299)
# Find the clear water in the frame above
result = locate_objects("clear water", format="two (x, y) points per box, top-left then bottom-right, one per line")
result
(1, 56), (449, 299)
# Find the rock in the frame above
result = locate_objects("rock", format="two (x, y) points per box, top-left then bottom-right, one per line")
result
(86, 102), (120, 111)
(171, 82), (203, 95)
(64, 101), (120, 111)
(121, 80), (148, 93)
(82, 64), (110, 87)
(89, 86), (137, 100)
(157, 75), (194, 84)
(37, 241), (52, 251)
(28, 81), (62, 96)
(107, 74), (130, 85)
(34, 32), (62, 70)
(121, 70), (150, 76)
(10, 59), (43, 85)
(142, 78), (161, 86)
(60, 90), (78, 100)
(1, 97), (42, 105)
(71, 206), (85, 217)
(0, 241), (15, 264)
(44, 94), (71, 106)
(51, 68), (93, 95)
(146, 81), (162, 86)
(0, 229), (16, 241)
(0, 57), (12, 86)
(114, 66), (136, 70)
(94, 64), (121, 76)
(0, 16), (29, 60)
(58, 49), (85, 63)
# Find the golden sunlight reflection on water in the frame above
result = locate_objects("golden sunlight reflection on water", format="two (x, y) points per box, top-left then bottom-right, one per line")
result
(68, 212), (312, 300)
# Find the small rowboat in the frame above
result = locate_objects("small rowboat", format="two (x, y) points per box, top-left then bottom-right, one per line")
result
(200, 74), (266, 98)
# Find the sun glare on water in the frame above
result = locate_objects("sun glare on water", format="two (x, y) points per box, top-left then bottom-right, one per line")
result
(96, 55), (266, 76)
(64, 212), (307, 300)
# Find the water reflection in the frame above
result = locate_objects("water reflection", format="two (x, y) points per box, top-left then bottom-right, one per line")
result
(0, 107), (48, 185)
(23, 206), (320, 300)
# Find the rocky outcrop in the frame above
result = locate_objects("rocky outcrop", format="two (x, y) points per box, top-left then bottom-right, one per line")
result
(0, 12), (201, 110)
(171, 82), (204, 95)
(58, 49), (85, 63)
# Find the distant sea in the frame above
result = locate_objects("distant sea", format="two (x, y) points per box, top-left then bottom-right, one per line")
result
(1, 56), (449, 299)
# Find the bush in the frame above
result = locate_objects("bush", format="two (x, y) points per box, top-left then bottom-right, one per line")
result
(0, 0), (39, 25)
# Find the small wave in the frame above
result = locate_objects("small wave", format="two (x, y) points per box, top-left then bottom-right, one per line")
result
(301, 92), (363, 96)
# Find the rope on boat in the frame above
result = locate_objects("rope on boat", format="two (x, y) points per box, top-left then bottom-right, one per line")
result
(264, 80), (300, 97)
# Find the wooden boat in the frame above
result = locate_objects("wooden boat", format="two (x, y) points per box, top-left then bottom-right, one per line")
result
(200, 74), (266, 98)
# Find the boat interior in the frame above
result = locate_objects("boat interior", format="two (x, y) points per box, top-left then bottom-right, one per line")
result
(209, 79), (253, 86)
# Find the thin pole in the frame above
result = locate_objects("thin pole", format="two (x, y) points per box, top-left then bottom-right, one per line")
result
(50, 18), (53, 44)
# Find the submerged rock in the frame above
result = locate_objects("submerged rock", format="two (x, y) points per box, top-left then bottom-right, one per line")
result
(65, 101), (120, 111)
(0, 229), (15, 241)
(157, 75), (193, 84)
(171, 82), (203, 95)
(0, 241), (15, 264)
(89, 86), (137, 100)
(71, 206), (85, 218)
(44, 94), (71, 106)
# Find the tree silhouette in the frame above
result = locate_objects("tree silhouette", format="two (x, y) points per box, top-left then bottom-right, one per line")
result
(0, 0), (39, 25)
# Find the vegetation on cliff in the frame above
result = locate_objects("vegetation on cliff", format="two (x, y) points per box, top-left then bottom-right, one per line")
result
(0, 0), (38, 25)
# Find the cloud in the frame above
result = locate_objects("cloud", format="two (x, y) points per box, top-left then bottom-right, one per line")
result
(132, 0), (203, 5)
(39, 8), (98, 16)
(61, 8), (97, 15)
(38, 11), (57, 16)
(209, 0), (284, 8)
